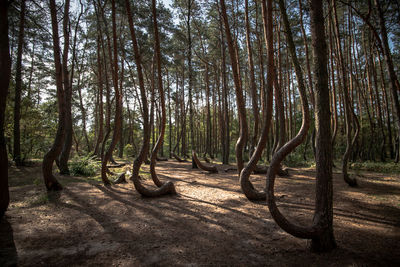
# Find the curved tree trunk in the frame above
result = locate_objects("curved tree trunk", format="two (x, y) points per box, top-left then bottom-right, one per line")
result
(332, 0), (357, 186)
(245, 0), (259, 158)
(220, 0), (248, 174)
(266, 0), (336, 252)
(238, 0), (275, 201)
(42, 0), (67, 192)
(13, 0), (25, 166)
(100, 0), (122, 186)
(58, 0), (72, 175)
(0, 1), (11, 218)
(125, 0), (176, 197)
(192, 151), (218, 173)
(149, 0), (176, 192)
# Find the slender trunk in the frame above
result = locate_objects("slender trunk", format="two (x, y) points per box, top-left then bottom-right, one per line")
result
(239, 0), (274, 200)
(125, 0), (175, 197)
(58, 0), (72, 175)
(245, 0), (259, 158)
(101, 0), (122, 185)
(0, 1), (11, 218)
(13, 0), (25, 166)
(332, 0), (357, 186)
(220, 0), (248, 174)
(94, 34), (104, 157)
(42, 0), (67, 191)
(266, 0), (336, 252)
(374, 0), (400, 162)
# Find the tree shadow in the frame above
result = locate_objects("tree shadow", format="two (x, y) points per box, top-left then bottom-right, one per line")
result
(0, 216), (18, 267)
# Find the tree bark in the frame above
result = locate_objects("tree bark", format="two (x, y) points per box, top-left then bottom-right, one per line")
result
(13, 0), (25, 166)
(374, 0), (400, 163)
(220, 0), (248, 174)
(149, 0), (176, 192)
(125, 0), (175, 197)
(42, 0), (67, 191)
(100, 0), (122, 186)
(238, 0), (275, 200)
(332, 0), (357, 186)
(245, 0), (259, 158)
(0, 0), (11, 218)
(58, 0), (72, 175)
(266, 0), (336, 252)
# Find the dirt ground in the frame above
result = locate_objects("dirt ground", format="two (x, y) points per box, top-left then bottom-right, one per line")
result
(1, 160), (400, 266)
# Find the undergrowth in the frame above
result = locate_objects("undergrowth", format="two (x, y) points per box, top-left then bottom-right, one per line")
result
(350, 161), (400, 174)
(69, 155), (100, 176)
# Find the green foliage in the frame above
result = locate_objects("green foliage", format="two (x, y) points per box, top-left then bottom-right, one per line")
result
(69, 155), (100, 176)
(350, 161), (400, 174)
(124, 144), (135, 158)
(284, 150), (314, 168)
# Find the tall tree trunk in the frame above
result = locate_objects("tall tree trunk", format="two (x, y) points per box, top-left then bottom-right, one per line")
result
(101, 0), (122, 185)
(125, 0), (175, 197)
(218, 2), (230, 165)
(42, 0), (67, 191)
(149, 0), (176, 192)
(332, 0), (357, 186)
(374, 0), (400, 162)
(266, 0), (336, 252)
(0, 0), (11, 218)
(238, 0), (274, 200)
(220, 0), (248, 174)
(94, 35), (104, 157)
(13, 0), (25, 166)
(58, 0), (72, 175)
(245, 0), (259, 158)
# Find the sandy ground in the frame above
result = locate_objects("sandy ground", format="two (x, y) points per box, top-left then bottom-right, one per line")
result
(1, 160), (400, 266)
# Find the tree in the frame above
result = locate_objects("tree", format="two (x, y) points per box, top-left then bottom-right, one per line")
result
(266, 0), (336, 252)
(238, 0), (275, 200)
(58, 0), (73, 175)
(0, 0), (12, 218)
(100, 0), (123, 185)
(42, 0), (67, 191)
(125, 0), (175, 197)
(219, 0), (248, 174)
(149, 0), (177, 189)
(13, 0), (26, 166)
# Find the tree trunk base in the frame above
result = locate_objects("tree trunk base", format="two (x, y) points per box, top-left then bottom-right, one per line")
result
(310, 229), (337, 253)
(172, 153), (186, 162)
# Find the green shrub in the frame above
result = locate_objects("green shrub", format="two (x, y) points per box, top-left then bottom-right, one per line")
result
(124, 143), (135, 158)
(69, 155), (100, 176)
(350, 161), (400, 174)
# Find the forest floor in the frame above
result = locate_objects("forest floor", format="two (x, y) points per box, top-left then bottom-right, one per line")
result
(1, 159), (400, 266)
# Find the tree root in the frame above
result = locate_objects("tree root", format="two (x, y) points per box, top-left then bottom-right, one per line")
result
(172, 153), (187, 162)
(192, 151), (218, 173)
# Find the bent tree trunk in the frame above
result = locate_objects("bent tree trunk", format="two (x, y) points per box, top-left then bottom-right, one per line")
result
(332, 0), (357, 186)
(125, 0), (175, 197)
(0, 1), (11, 218)
(238, 0), (274, 200)
(192, 151), (218, 173)
(58, 0), (72, 175)
(220, 0), (248, 174)
(149, 0), (176, 192)
(245, 0), (259, 158)
(101, 0), (122, 186)
(266, 0), (336, 252)
(42, 0), (67, 191)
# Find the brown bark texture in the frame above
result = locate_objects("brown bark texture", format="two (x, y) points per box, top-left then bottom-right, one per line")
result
(42, 0), (67, 191)
(0, 0), (11, 218)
